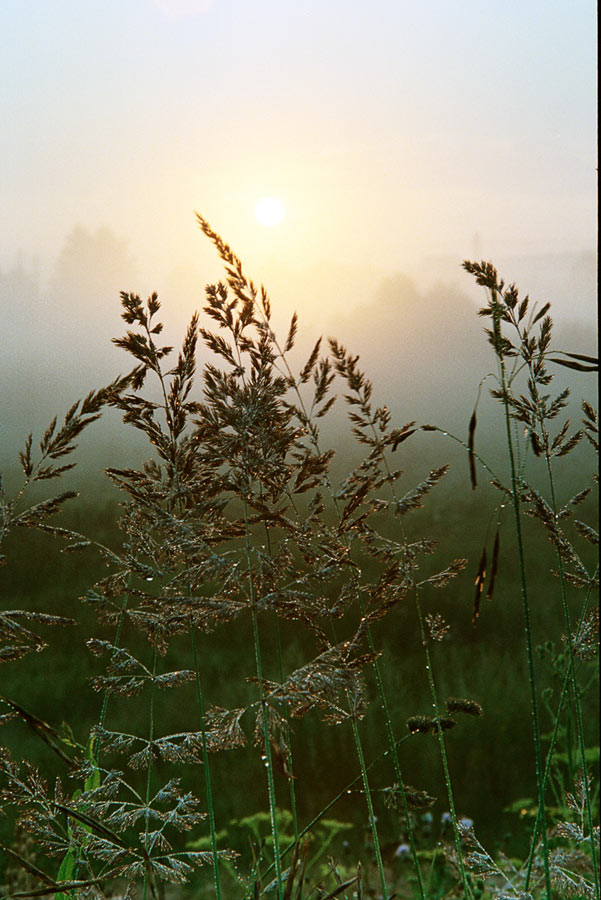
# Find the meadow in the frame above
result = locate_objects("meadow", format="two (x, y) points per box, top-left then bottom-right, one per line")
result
(1, 217), (598, 900)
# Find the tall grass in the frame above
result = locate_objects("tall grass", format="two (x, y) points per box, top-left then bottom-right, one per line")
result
(0, 226), (598, 900)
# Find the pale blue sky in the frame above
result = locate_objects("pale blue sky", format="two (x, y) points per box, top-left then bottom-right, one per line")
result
(1, 0), (597, 304)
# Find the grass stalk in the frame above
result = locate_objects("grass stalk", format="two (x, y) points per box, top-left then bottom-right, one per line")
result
(260, 493), (299, 842)
(151, 333), (224, 899)
(273, 610), (299, 841)
(538, 449), (599, 897)
(414, 589), (473, 900)
(143, 648), (158, 900)
(191, 627), (223, 900)
(244, 498), (284, 900)
(358, 598), (425, 899)
(261, 733), (413, 882)
(489, 293), (552, 898)
(349, 713), (389, 900)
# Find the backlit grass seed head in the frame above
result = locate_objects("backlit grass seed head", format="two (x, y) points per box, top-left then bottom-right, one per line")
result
(406, 715), (457, 735)
(406, 715), (432, 734)
(446, 697), (483, 717)
(425, 612), (450, 642)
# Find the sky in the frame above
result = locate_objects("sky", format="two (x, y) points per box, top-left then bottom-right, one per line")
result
(2, 1), (596, 274)
(0, 0), (597, 458)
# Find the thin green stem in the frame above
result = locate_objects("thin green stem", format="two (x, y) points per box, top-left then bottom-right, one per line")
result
(273, 610), (299, 841)
(359, 598), (425, 900)
(261, 733), (412, 882)
(99, 583), (130, 731)
(539, 455), (599, 897)
(414, 590), (473, 900)
(151, 338), (224, 899)
(491, 297), (552, 898)
(350, 714), (389, 900)
(245, 498), (284, 900)
(501, 294), (598, 896)
(143, 648), (158, 900)
(191, 627), (223, 900)
(260, 487), (299, 843)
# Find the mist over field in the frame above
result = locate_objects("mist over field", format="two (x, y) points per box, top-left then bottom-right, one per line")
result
(1, 225), (597, 483)
(2, 1), (596, 487)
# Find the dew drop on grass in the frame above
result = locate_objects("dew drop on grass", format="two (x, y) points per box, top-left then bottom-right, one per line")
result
(146, 576), (153, 582)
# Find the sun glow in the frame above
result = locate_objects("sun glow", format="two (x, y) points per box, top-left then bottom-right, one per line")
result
(255, 196), (285, 227)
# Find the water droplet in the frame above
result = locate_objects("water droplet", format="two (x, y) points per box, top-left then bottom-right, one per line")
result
(442, 431), (448, 436)
(346, 789), (352, 794)
(146, 576), (153, 582)
(260, 754), (267, 761)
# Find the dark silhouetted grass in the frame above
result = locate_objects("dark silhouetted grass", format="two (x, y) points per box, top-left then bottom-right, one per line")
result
(0, 225), (598, 900)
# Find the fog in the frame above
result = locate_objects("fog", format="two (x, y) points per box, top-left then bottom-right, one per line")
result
(1, 221), (596, 493)
(2, 1), (596, 488)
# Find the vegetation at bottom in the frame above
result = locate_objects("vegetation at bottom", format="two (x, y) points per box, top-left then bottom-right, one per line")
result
(0, 217), (598, 900)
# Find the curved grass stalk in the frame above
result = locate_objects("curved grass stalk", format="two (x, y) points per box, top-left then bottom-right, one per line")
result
(420, 424), (504, 486)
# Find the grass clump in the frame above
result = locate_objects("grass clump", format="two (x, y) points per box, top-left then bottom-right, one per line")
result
(0, 224), (598, 900)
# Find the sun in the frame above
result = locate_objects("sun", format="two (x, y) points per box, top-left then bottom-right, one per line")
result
(255, 196), (285, 227)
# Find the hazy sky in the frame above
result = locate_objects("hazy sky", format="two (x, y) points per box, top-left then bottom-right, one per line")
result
(2, 0), (596, 292)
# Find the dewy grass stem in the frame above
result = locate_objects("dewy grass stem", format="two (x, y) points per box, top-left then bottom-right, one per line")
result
(261, 734), (413, 883)
(326, 613), (390, 900)
(496, 277), (600, 897)
(260, 492), (299, 842)
(349, 713), (389, 900)
(273, 610), (299, 841)
(152, 335), (224, 900)
(143, 648), (158, 900)
(244, 497), (284, 900)
(539, 449), (599, 898)
(99, 579), (131, 731)
(191, 626), (223, 900)
(358, 597), (425, 900)
(490, 294), (552, 899)
(414, 589), (473, 900)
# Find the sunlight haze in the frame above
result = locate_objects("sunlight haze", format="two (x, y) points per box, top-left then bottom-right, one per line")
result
(1, 0), (597, 450)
